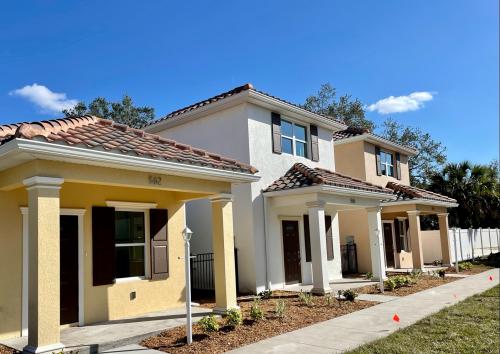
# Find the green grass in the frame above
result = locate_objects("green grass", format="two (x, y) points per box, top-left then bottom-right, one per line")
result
(348, 285), (500, 354)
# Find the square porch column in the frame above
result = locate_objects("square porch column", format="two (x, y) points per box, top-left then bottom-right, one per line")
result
(23, 177), (64, 354)
(437, 213), (452, 266)
(407, 210), (424, 270)
(367, 207), (386, 281)
(307, 201), (331, 295)
(210, 194), (238, 313)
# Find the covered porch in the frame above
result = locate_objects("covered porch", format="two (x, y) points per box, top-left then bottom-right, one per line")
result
(262, 163), (396, 295)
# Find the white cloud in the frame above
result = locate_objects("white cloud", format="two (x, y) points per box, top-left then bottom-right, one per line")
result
(367, 91), (435, 114)
(9, 83), (78, 114)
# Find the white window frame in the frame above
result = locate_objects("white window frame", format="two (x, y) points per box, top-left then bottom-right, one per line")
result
(380, 150), (394, 177)
(281, 119), (308, 158)
(397, 217), (409, 252)
(107, 201), (156, 282)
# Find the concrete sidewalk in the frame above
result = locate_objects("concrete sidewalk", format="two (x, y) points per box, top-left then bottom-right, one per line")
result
(229, 268), (499, 354)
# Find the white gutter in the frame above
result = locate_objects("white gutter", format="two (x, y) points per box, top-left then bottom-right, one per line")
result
(381, 198), (458, 208)
(5, 139), (260, 183)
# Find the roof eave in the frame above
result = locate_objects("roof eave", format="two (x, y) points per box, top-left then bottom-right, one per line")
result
(334, 134), (418, 156)
(381, 198), (458, 208)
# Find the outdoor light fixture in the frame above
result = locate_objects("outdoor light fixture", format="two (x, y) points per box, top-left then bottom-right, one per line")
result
(375, 229), (384, 294)
(182, 227), (194, 344)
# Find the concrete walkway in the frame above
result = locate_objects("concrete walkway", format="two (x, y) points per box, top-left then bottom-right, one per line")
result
(229, 268), (499, 354)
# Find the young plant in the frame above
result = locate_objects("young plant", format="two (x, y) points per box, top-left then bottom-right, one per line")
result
(198, 314), (220, 333)
(458, 261), (473, 271)
(365, 271), (374, 280)
(225, 308), (242, 327)
(326, 294), (334, 307)
(258, 289), (273, 299)
(298, 291), (314, 307)
(385, 278), (397, 291)
(250, 300), (265, 321)
(275, 299), (286, 318)
(438, 269), (446, 279)
(342, 289), (358, 302)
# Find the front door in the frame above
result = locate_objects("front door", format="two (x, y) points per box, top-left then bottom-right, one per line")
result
(60, 215), (79, 325)
(282, 220), (302, 284)
(383, 222), (395, 268)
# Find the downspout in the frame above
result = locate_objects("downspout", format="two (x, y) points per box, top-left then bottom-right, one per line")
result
(262, 192), (272, 290)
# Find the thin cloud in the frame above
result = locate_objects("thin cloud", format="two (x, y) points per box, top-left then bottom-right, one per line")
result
(9, 83), (78, 114)
(367, 91), (435, 114)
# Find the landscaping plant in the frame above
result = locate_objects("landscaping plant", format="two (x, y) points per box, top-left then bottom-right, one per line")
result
(342, 289), (358, 302)
(225, 308), (242, 327)
(298, 291), (314, 307)
(275, 299), (286, 318)
(365, 271), (373, 280)
(198, 314), (220, 333)
(250, 299), (264, 321)
(258, 289), (273, 299)
(458, 261), (473, 271)
(438, 269), (446, 279)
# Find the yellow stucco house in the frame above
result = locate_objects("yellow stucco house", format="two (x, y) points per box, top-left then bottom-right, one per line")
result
(0, 116), (258, 353)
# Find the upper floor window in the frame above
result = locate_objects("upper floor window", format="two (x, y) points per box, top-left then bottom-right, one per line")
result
(380, 150), (394, 177)
(281, 119), (307, 157)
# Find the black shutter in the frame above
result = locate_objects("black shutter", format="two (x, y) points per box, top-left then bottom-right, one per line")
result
(395, 153), (401, 180)
(303, 215), (312, 262)
(405, 219), (411, 251)
(150, 209), (169, 280)
(325, 215), (334, 260)
(271, 112), (282, 154)
(375, 146), (382, 175)
(92, 206), (116, 286)
(394, 219), (401, 253)
(310, 125), (319, 162)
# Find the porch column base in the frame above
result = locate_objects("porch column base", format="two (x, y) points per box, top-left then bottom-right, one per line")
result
(311, 287), (332, 296)
(23, 343), (64, 354)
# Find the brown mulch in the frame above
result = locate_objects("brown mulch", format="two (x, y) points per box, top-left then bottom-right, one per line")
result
(0, 345), (19, 354)
(357, 275), (458, 297)
(142, 294), (375, 354)
(446, 263), (494, 275)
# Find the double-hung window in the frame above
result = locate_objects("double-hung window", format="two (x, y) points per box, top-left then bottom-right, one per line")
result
(380, 150), (394, 177)
(115, 211), (147, 279)
(398, 219), (409, 252)
(281, 119), (307, 157)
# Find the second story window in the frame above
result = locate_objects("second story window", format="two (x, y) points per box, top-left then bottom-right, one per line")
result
(281, 119), (307, 157)
(380, 150), (394, 176)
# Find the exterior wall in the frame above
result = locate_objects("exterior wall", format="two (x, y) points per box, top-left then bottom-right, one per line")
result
(421, 230), (442, 264)
(338, 209), (371, 273)
(363, 142), (410, 187)
(0, 188), (26, 340)
(334, 140), (366, 181)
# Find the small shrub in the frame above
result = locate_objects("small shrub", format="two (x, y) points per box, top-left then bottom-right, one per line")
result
(199, 314), (219, 333)
(225, 308), (242, 327)
(342, 289), (358, 302)
(365, 271), (373, 280)
(258, 289), (273, 299)
(385, 278), (396, 291)
(438, 269), (446, 278)
(458, 261), (473, 271)
(433, 259), (443, 266)
(275, 299), (286, 318)
(250, 300), (264, 321)
(298, 291), (314, 307)
(385, 275), (412, 290)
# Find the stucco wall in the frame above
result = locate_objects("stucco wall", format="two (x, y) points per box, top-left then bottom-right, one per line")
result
(421, 230), (442, 264)
(333, 140), (366, 181)
(364, 142), (411, 187)
(339, 209), (372, 273)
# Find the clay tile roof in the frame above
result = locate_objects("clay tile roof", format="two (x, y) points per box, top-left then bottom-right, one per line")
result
(147, 83), (346, 127)
(0, 115), (258, 175)
(264, 163), (393, 194)
(385, 182), (457, 204)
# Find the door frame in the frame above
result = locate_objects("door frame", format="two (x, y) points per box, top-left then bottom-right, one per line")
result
(21, 208), (86, 336)
(279, 216), (303, 285)
(381, 220), (398, 268)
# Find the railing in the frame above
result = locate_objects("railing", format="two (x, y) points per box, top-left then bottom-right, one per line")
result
(341, 243), (358, 274)
(190, 248), (240, 293)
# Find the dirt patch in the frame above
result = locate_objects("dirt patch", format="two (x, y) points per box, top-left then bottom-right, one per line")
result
(357, 275), (458, 296)
(142, 295), (375, 353)
(0, 345), (19, 354)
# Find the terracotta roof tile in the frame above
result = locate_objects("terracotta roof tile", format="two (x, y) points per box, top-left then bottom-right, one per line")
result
(264, 163), (393, 195)
(385, 182), (457, 203)
(0, 115), (258, 175)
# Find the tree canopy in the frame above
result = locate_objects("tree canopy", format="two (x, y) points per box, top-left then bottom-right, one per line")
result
(302, 83), (374, 131)
(63, 96), (155, 128)
(427, 160), (500, 228)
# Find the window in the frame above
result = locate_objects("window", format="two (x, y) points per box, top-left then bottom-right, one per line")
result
(398, 219), (410, 252)
(115, 211), (146, 279)
(380, 150), (394, 176)
(281, 119), (307, 157)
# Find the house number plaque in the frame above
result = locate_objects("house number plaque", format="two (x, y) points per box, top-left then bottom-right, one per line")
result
(149, 175), (162, 185)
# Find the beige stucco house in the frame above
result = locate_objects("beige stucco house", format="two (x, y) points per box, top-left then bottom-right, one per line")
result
(333, 127), (458, 275)
(0, 116), (258, 353)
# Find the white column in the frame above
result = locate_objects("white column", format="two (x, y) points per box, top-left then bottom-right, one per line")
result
(307, 201), (331, 295)
(367, 207), (386, 281)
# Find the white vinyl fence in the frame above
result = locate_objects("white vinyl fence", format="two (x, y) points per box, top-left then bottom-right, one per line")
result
(421, 228), (500, 264)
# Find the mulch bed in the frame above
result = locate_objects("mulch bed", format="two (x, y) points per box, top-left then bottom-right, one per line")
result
(446, 263), (494, 275)
(357, 275), (458, 296)
(0, 345), (19, 354)
(142, 294), (375, 353)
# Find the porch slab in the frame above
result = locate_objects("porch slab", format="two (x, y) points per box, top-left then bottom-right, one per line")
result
(0, 306), (212, 354)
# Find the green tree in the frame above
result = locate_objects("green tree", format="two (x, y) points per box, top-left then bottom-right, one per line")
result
(302, 83), (375, 131)
(427, 161), (500, 228)
(379, 118), (447, 186)
(63, 96), (155, 128)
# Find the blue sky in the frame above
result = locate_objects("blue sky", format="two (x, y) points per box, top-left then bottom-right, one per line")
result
(0, 0), (498, 164)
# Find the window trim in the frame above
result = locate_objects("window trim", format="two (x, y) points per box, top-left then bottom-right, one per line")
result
(113, 207), (151, 282)
(380, 149), (395, 177)
(281, 119), (308, 158)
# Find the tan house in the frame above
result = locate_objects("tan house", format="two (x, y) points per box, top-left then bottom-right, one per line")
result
(333, 127), (458, 275)
(0, 116), (258, 353)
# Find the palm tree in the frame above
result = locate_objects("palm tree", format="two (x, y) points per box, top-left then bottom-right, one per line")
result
(428, 161), (500, 228)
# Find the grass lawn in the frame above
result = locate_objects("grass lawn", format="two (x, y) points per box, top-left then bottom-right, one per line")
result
(348, 285), (500, 354)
